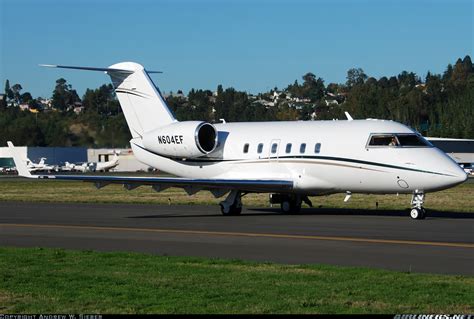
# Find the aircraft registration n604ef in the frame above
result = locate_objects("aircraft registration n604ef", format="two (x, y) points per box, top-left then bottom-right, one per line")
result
(8, 62), (468, 219)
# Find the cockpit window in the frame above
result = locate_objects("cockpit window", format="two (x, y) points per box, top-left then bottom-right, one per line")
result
(368, 134), (432, 148)
(369, 135), (399, 146)
(397, 134), (432, 147)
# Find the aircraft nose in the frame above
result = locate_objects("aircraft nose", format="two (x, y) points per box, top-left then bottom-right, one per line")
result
(448, 165), (468, 186)
(457, 169), (468, 183)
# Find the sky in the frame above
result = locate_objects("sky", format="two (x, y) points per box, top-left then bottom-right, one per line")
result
(0, 0), (472, 98)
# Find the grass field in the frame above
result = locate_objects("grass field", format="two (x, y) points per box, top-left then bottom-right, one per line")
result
(0, 247), (473, 314)
(0, 177), (473, 212)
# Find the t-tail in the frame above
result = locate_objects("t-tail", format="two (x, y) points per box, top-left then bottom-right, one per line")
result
(41, 62), (219, 160)
(40, 62), (177, 138)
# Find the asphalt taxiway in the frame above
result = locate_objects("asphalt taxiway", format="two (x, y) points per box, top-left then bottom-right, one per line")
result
(0, 202), (472, 275)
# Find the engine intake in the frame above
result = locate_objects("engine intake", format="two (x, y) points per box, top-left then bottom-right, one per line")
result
(196, 122), (217, 153)
(142, 121), (218, 158)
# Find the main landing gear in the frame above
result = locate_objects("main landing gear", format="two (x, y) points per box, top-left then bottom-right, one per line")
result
(269, 194), (312, 214)
(410, 190), (426, 220)
(219, 190), (242, 216)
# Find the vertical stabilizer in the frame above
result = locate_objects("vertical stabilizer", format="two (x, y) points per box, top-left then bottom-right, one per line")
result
(7, 141), (35, 178)
(106, 62), (176, 138)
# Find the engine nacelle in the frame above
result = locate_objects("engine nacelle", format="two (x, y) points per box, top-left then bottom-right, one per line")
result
(142, 121), (218, 158)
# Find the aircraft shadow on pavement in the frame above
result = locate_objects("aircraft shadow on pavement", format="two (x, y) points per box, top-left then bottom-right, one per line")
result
(127, 211), (282, 219)
(127, 207), (473, 219)
(248, 207), (474, 219)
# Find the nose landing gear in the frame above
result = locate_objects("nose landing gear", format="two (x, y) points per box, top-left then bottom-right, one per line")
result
(410, 190), (426, 220)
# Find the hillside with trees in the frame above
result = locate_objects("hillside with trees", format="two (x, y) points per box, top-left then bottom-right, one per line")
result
(0, 55), (472, 148)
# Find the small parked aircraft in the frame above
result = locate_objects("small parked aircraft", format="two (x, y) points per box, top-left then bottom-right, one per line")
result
(61, 161), (89, 173)
(89, 152), (120, 172)
(26, 157), (57, 172)
(61, 152), (119, 173)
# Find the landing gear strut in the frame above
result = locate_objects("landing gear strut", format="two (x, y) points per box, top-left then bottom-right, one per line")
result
(219, 190), (242, 216)
(410, 190), (426, 220)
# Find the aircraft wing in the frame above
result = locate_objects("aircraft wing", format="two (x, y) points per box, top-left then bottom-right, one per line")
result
(7, 142), (293, 194)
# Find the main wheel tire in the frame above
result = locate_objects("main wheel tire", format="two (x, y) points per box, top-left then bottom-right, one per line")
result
(419, 208), (426, 219)
(281, 200), (301, 214)
(220, 203), (231, 215)
(220, 203), (242, 216)
(231, 205), (242, 215)
(290, 201), (301, 213)
(281, 201), (291, 213)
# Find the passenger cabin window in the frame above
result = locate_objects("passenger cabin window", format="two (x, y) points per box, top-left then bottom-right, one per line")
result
(300, 143), (306, 154)
(368, 134), (432, 147)
(271, 143), (278, 154)
(243, 143), (249, 153)
(257, 143), (263, 154)
(314, 143), (321, 153)
(285, 143), (292, 153)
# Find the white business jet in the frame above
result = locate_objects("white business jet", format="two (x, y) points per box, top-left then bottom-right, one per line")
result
(61, 152), (119, 172)
(61, 161), (89, 173)
(26, 157), (57, 172)
(90, 151), (120, 172)
(7, 62), (467, 219)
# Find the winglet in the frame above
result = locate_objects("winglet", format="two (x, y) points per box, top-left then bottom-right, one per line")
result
(7, 141), (36, 178)
(344, 112), (353, 121)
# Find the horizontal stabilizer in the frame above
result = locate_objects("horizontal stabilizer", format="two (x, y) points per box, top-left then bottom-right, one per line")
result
(39, 64), (162, 74)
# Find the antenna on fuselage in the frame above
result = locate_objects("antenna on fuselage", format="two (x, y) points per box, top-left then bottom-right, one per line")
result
(344, 112), (353, 121)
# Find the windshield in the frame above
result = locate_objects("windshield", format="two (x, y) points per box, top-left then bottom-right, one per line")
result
(368, 134), (432, 148)
(397, 134), (432, 147)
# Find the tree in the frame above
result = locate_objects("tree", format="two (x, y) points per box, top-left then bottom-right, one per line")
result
(303, 72), (316, 84)
(449, 55), (472, 90)
(51, 78), (80, 110)
(301, 72), (325, 102)
(82, 84), (118, 115)
(20, 92), (33, 104)
(11, 83), (23, 104)
(397, 71), (419, 90)
(4, 79), (14, 100)
(346, 68), (367, 88)
(378, 77), (389, 88)
(442, 64), (453, 82)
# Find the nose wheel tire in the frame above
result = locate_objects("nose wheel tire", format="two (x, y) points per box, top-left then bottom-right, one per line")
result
(410, 207), (426, 220)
